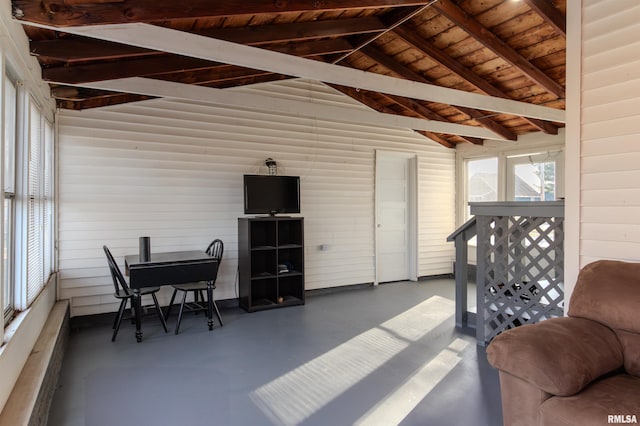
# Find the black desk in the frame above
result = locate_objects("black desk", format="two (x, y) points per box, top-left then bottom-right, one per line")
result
(125, 250), (219, 342)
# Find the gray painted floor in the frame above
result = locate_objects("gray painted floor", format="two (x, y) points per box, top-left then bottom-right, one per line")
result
(48, 279), (503, 426)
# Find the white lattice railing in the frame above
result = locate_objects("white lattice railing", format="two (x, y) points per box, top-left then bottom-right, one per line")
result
(448, 201), (564, 345)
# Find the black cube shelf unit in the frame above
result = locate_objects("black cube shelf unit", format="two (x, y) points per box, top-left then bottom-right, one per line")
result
(238, 217), (305, 312)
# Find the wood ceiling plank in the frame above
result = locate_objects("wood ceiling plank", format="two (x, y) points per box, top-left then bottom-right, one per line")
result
(472, 0), (530, 28)
(504, 24), (559, 51)
(269, 39), (355, 57)
(328, 84), (456, 148)
(156, 66), (272, 86)
(13, 0), (432, 26)
(30, 38), (157, 62)
(196, 16), (387, 45)
(330, 4), (433, 64)
(393, 25), (557, 134)
(43, 55), (217, 83)
(490, 10), (545, 42)
(57, 93), (152, 110)
(360, 44), (517, 141)
(433, 0), (564, 98)
(381, 93), (483, 145)
(523, 0), (566, 37)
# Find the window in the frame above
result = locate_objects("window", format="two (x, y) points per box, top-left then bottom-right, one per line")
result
(460, 149), (564, 225)
(3, 73), (18, 324)
(465, 157), (498, 220)
(2, 65), (55, 328)
(506, 152), (563, 202)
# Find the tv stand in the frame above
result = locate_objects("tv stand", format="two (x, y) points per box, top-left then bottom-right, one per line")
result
(238, 217), (305, 312)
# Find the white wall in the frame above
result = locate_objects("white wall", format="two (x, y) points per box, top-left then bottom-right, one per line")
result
(564, 0), (640, 305)
(57, 79), (455, 317)
(580, 0), (640, 265)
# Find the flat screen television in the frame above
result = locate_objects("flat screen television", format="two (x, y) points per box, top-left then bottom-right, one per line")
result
(243, 175), (300, 215)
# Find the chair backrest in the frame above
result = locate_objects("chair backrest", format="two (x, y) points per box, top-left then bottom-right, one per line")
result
(206, 239), (224, 282)
(103, 245), (131, 295)
(206, 239), (224, 261)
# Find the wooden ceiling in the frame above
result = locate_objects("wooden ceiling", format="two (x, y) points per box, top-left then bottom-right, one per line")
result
(12, 0), (566, 148)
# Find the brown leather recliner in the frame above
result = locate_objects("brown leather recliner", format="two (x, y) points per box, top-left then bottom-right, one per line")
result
(487, 260), (640, 426)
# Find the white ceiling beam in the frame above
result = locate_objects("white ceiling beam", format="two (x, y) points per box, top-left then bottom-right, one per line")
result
(62, 77), (509, 140)
(20, 21), (565, 123)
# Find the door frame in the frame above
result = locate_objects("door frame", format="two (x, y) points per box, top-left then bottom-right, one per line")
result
(374, 150), (419, 285)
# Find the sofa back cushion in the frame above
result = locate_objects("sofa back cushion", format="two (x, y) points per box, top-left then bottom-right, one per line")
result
(569, 260), (640, 376)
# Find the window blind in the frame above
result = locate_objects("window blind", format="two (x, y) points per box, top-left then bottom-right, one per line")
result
(26, 101), (44, 305)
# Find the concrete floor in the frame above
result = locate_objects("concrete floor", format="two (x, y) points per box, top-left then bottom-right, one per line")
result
(48, 279), (503, 426)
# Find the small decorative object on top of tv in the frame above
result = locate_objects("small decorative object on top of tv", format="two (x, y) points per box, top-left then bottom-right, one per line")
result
(243, 175), (300, 216)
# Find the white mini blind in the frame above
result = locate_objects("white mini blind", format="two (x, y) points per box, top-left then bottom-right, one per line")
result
(26, 100), (44, 305)
(43, 120), (54, 279)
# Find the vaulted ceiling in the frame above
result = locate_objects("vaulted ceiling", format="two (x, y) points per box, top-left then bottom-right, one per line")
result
(12, 0), (566, 148)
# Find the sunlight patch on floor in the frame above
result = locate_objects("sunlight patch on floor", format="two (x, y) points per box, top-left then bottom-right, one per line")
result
(354, 337), (470, 425)
(250, 295), (455, 426)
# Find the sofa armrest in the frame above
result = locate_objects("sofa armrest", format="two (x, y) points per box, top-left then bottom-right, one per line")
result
(486, 317), (624, 396)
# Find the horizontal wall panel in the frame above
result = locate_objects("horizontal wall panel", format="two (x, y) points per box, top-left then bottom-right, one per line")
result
(58, 79), (454, 316)
(583, 59), (640, 90)
(581, 239), (640, 260)
(581, 188), (640, 207)
(582, 136), (640, 157)
(582, 152), (640, 174)
(582, 170), (640, 190)
(582, 39), (640, 72)
(581, 207), (640, 225)
(581, 223), (640, 243)
(582, 115), (640, 140)
(583, 86), (640, 121)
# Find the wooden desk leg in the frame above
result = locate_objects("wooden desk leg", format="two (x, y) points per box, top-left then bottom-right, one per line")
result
(133, 289), (143, 342)
(207, 281), (214, 331)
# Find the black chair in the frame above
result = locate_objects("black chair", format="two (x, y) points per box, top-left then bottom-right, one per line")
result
(103, 245), (168, 341)
(165, 239), (224, 334)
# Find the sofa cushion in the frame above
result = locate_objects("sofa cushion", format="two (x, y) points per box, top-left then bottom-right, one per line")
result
(569, 260), (640, 334)
(487, 317), (623, 396)
(616, 329), (640, 377)
(540, 374), (640, 426)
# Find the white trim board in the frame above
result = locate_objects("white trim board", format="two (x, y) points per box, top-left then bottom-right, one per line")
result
(19, 21), (565, 123)
(61, 77), (510, 140)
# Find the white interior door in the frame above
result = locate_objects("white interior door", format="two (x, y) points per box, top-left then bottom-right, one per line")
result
(375, 151), (417, 283)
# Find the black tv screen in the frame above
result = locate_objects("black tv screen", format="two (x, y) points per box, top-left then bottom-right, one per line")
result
(244, 175), (300, 215)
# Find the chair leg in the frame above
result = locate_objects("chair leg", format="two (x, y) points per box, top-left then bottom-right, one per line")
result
(152, 293), (169, 333)
(113, 298), (126, 330)
(175, 290), (188, 335)
(112, 298), (128, 342)
(212, 300), (224, 327)
(164, 288), (178, 322)
(193, 290), (200, 315)
(129, 299), (136, 324)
